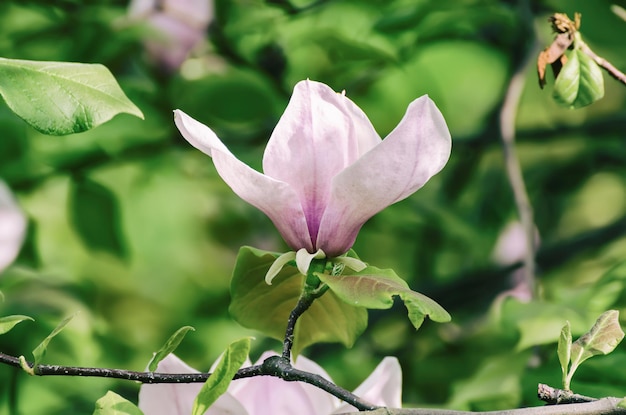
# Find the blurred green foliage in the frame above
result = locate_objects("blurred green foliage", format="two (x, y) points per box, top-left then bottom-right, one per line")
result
(0, 0), (625, 413)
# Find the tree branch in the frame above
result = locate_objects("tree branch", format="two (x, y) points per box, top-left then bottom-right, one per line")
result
(339, 398), (626, 415)
(498, 0), (540, 297)
(0, 350), (377, 411)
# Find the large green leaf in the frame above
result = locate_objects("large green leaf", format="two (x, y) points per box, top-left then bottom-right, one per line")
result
(148, 326), (195, 372)
(93, 391), (144, 415)
(0, 57), (143, 135)
(316, 266), (450, 330)
(192, 337), (251, 415)
(0, 315), (34, 335)
(229, 246), (367, 356)
(553, 49), (604, 109)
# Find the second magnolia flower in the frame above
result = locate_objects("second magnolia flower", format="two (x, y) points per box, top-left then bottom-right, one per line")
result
(174, 80), (451, 257)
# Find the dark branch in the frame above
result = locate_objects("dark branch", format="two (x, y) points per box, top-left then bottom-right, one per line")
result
(0, 351), (376, 411)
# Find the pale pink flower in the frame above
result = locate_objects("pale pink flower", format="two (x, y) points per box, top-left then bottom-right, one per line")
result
(138, 351), (402, 414)
(0, 181), (26, 274)
(174, 80), (451, 258)
(129, 0), (212, 71)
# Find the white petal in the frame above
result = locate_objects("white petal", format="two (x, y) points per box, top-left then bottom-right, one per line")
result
(295, 248), (325, 276)
(316, 95), (451, 256)
(265, 251), (296, 285)
(174, 110), (313, 252)
(333, 357), (402, 413)
(262, 80), (381, 245)
(0, 181), (26, 274)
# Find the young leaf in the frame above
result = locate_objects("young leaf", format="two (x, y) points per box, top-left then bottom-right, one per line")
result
(148, 326), (195, 372)
(571, 310), (624, 364)
(568, 310), (624, 385)
(557, 321), (572, 389)
(229, 246), (367, 356)
(553, 49), (604, 108)
(618, 397), (626, 409)
(0, 315), (34, 335)
(69, 177), (127, 260)
(316, 266), (450, 330)
(32, 313), (76, 366)
(192, 337), (251, 415)
(93, 391), (144, 415)
(0, 57), (143, 135)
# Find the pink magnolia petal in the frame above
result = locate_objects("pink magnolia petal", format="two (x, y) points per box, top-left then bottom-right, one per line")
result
(139, 354), (248, 415)
(316, 95), (451, 255)
(333, 357), (402, 413)
(229, 352), (337, 415)
(0, 181), (26, 274)
(174, 110), (313, 251)
(262, 80), (381, 245)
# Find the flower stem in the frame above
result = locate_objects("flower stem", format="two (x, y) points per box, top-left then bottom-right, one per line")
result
(281, 275), (329, 360)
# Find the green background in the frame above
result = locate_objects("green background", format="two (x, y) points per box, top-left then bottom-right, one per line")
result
(1, 0), (626, 413)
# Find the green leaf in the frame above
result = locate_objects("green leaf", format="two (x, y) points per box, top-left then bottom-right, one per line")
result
(93, 391), (144, 415)
(565, 310), (625, 388)
(69, 177), (127, 259)
(316, 266), (450, 330)
(32, 313), (76, 366)
(0, 57), (143, 135)
(553, 48), (604, 109)
(557, 321), (572, 389)
(618, 397), (626, 409)
(192, 337), (251, 415)
(148, 326), (195, 372)
(0, 315), (34, 335)
(229, 246), (367, 356)
(570, 310), (624, 369)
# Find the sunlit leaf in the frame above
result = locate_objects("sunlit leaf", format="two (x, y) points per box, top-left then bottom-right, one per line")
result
(229, 246), (367, 356)
(618, 397), (626, 409)
(192, 337), (250, 415)
(32, 313), (76, 366)
(69, 177), (127, 259)
(553, 49), (604, 109)
(557, 321), (572, 389)
(570, 310), (624, 370)
(0, 57), (143, 135)
(93, 391), (144, 415)
(316, 266), (450, 330)
(148, 326), (195, 372)
(0, 315), (34, 335)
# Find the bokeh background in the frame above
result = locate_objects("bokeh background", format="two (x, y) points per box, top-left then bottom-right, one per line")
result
(1, 0), (626, 413)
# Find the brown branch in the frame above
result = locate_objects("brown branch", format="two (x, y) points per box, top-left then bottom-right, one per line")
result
(340, 399), (626, 415)
(498, 0), (540, 297)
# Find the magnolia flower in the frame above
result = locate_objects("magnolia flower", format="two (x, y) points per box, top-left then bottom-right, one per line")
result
(138, 351), (402, 414)
(0, 181), (26, 274)
(174, 80), (451, 269)
(128, 0), (212, 71)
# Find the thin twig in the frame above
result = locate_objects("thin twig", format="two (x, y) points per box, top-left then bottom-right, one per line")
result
(580, 43), (626, 86)
(538, 384), (597, 404)
(499, 0), (540, 297)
